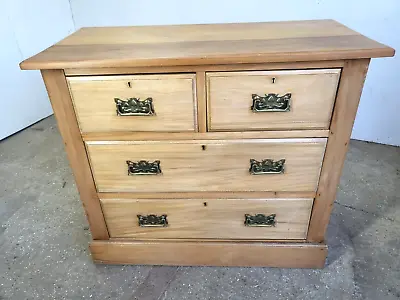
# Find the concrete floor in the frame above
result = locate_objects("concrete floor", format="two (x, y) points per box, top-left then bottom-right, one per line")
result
(0, 116), (399, 300)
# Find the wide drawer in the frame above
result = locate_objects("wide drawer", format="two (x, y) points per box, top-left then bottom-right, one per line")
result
(86, 138), (326, 193)
(67, 74), (197, 133)
(101, 198), (313, 240)
(207, 69), (340, 131)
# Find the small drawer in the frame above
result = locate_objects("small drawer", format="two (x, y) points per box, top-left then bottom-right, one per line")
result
(100, 198), (313, 240)
(86, 138), (327, 193)
(207, 69), (340, 131)
(67, 74), (197, 133)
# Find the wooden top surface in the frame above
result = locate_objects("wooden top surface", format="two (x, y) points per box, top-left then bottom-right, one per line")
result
(20, 20), (394, 70)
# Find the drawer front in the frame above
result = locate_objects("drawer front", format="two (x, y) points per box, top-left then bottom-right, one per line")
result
(101, 198), (313, 240)
(207, 69), (340, 131)
(67, 74), (197, 133)
(86, 139), (326, 193)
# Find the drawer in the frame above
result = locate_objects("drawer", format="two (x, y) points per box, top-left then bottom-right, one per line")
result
(67, 74), (197, 133)
(101, 198), (313, 240)
(86, 138), (326, 193)
(207, 69), (340, 131)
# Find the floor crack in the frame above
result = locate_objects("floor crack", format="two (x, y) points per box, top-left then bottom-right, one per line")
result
(130, 266), (179, 300)
(157, 266), (180, 300)
(335, 201), (397, 223)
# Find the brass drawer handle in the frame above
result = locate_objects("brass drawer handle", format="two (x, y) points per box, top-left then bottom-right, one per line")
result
(251, 93), (291, 112)
(249, 159), (285, 175)
(126, 160), (162, 175)
(244, 214), (276, 227)
(137, 214), (168, 227)
(114, 97), (155, 116)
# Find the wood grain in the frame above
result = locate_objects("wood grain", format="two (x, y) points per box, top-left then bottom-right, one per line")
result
(207, 69), (340, 131)
(99, 191), (317, 199)
(82, 130), (330, 141)
(101, 198), (313, 240)
(307, 59), (370, 242)
(196, 71), (207, 132)
(67, 74), (196, 133)
(63, 60), (345, 76)
(110, 238), (307, 243)
(90, 240), (328, 268)
(20, 20), (394, 70)
(22, 20), (394, 268)
(41, 70), (109, 240)
(86, 138), (327, 193)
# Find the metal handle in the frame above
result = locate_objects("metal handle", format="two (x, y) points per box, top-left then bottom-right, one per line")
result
(251, 93), (291, 112)
(126, 160), (162, 175)
(244, 214), (276, 227)
(115, 97), (155, 116)
(249, 159), (285, 175)
(137, 214), (168, 227)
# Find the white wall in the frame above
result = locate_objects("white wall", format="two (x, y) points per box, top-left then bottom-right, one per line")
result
(0, 0), (74, 140)
(70, 0), (400, 146)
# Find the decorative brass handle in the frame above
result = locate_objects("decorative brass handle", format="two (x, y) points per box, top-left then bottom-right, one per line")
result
(114, 97), (155, 116)
(251, 93), (291, 112)
(249, 159), (285, 175)
(137, 214), (168, 227)
(244, 214), (276, 227)
(126, 160), (162, 175)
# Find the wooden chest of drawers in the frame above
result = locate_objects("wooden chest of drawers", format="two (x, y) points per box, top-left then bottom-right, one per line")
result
(21, 20), (394, 268)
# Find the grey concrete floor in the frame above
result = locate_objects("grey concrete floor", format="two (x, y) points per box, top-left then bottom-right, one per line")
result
(0, 116), (399, 300)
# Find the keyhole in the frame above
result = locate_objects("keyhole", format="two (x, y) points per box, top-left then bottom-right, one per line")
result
(203, 202), (208, 207)
(127, 81), (132, 88)
(272, 77), (276, 84)
(201, 145), (206, 151)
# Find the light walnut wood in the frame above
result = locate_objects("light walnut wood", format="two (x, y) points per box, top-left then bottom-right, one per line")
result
(207, 69), (340, 131)
(110, 237), (307, 243)
(67, 74), (197, 133)
(56, 21), (357, 45)
(307, 59), (370, 242)
(90, 240), (327, 268)
(21, 21), (394, 268)
(99, 191), (316, 199)
(41, 70), (109, 240)
(195, 71), (207, 132)
(20, 20), (394, 70)
(86, 138), (327, 193)
(101, 198), (313, 240)
(82, 130), (330, 141)
(64, 61), (345, 76)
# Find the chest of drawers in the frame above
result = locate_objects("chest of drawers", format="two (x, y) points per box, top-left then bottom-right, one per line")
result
(21, 20), (394, 268)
